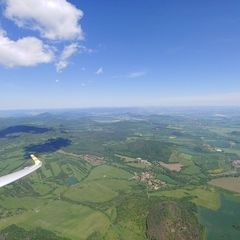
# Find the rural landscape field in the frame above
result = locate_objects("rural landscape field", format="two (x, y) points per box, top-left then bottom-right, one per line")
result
(0, 108), (239, 239)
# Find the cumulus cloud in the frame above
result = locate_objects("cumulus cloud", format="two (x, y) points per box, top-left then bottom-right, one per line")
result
(95, 67), (103, 75)
(55, 44), (92, 72)
(0, 28), (53, 67)
(0, 1), (87, 71)
(4, 0), (84, 40)
(128, 71), (146, 78)
(55, 43), (78, 72)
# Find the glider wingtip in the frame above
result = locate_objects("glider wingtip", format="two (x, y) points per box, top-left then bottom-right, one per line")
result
(30, 154), (40, 163)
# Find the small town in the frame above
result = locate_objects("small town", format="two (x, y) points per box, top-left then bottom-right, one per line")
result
(132, 171), (166, 190)
(232, 160), (240, 168)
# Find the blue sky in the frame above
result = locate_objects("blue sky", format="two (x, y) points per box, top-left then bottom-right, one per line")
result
(0, 0), (240, 109)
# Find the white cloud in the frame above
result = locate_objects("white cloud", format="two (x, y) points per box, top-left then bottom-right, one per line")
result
(0, 1), (88, 71)
(128, 71), (146, 78)
(55, 44), (93, 72)
(96, 67), (103, 75)
(55, 44), (92, 71)
(4, 0), (84, 40)
(0, 28), (53, 67)
(55, 43), (78, 72)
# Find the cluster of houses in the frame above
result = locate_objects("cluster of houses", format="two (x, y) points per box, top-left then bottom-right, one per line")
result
(83, 154), (105, 165)
(136, 157), (152, 166)
(232, 160), (240, 168)
(203, 144), (223, 153)
(132, 171), (166, 190)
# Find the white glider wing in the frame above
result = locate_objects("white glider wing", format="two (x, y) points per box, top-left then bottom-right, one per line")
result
(0, 154), (42, 188)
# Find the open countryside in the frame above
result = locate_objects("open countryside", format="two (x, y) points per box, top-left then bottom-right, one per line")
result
(0, 109), (240, 239)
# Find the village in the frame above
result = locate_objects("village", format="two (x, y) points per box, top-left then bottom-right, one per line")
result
(132, 171), (166, 190)
(232, 160), (240, 168)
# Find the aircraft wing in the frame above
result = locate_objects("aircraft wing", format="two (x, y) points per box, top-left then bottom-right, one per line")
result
(0, 154), (42, 188)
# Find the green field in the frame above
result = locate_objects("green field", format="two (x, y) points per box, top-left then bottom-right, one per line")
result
(87, 165), (132, 180)
(0, 200), (110, 240)
(209, 177), (240, 193)
(198, 193), (240, 240)
(64, 179), (131, 203)
(150, 186), (221, 211)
